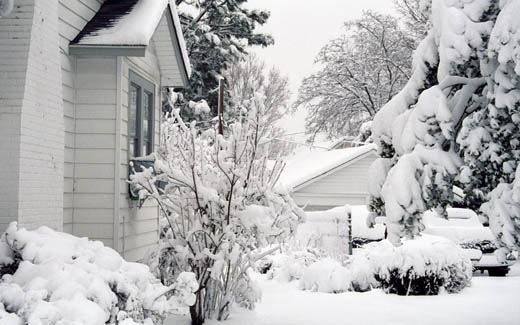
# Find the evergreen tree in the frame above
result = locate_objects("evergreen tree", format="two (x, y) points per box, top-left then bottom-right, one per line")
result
(174, 0), (274, 122)
(369, 0), (520, 255)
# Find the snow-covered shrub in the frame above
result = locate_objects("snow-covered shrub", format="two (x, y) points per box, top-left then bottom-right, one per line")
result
(349, 235), (472, 295)
(260, 249), (319, 283)
(0, 223), (197, 325)
(300, 258), (350, 293)
(130, 93), (304, 324)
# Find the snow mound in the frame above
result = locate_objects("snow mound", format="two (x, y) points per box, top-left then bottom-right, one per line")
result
(300, 258), (350, 293)
(259, 250), (319, 283)
(422, 208), (496, 245)
(0, 223), (198, 325)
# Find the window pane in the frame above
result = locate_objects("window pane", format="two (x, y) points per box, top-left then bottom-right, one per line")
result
(143, 91), (153, 154)
(129, 84), (139, 157)
(143, 92), (150, 141)
(129, 84), (138, 138)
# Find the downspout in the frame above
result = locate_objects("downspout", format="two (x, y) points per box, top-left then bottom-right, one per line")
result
(113, 56), (122, 252)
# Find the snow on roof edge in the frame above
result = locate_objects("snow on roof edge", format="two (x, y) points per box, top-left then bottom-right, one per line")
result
(169, 1), (192, 78)
(76, 0), (169, 46)
(279, 144), (378, 190)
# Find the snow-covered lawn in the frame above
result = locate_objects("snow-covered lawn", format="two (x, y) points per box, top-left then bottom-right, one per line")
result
(168, 262), (520, 325)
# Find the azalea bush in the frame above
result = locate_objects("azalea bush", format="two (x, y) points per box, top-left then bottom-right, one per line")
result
(130, 93), (304, 324)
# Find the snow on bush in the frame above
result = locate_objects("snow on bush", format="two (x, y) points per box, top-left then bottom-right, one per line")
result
(300, 258), (350, 293)
(256, 249), (319, 283)
(0, 223), (197, 325)
(298, 235), (472, 295)
(349, 234), (472, 295)
(130, 93), (304, 324)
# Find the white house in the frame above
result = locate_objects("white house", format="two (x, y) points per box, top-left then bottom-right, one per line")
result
(279, 145), (378, 210)
(0, 0), (190, 261)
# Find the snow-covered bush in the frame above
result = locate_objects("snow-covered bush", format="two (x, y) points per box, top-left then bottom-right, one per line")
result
(0, 223), (197, 325)
(297, 235), (472, 295)
(130, 93), (304, 324)
(349, 235), (472, 295)
(300, 258), (350, 293)
(257, 249), (319, 283)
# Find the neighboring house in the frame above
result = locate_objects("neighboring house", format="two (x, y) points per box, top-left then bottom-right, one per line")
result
(0, 0), (190, 261)
(279, 145), (378, 210)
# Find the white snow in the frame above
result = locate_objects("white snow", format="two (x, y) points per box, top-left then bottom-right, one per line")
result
(300, 258), (350, 293)
(167, 264), (520, 325)
(422, 208), (496, 245)
(278, 144), (377, 189)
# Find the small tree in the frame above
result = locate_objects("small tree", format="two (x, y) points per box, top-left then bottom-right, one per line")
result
(130, 93), (304, 324)
(225, 54), (294, 158)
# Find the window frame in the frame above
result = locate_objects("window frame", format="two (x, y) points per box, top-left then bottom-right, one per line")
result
(128, 70), (155, 158)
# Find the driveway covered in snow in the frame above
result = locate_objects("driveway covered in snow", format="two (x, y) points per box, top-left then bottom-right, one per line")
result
(168, 263), (520, 325)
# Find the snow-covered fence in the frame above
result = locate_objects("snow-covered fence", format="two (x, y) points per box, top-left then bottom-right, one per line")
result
(295, 206), (351, 257)
(294, 206), (385, 256)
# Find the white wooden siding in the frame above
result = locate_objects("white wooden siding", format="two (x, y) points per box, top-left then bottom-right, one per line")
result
(118, 42), (162, 261)
(58, 0), (103, 232)
(294, 153), (378, 210)
(152, 14), (184, 86)
(73, 56), (117, 247)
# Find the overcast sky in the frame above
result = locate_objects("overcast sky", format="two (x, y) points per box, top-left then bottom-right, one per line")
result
(246, 0), (396, 139)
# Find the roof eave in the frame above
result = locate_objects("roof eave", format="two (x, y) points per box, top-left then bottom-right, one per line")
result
(69, 44), (147, 57)
(292, 148), (379, 191)
(165, 3), (190, 88)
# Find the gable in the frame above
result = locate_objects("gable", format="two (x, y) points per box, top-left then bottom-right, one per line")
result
(296, 151), (379, 194)
(279, 144), (378, 190)
(69, 0), (190, 87)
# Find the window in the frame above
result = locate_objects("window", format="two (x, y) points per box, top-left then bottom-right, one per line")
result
(129, 71), (155, 158)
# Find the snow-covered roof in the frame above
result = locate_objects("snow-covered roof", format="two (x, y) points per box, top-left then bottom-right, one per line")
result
(279, 144), (378, 190)
(70, 0), (191, 87)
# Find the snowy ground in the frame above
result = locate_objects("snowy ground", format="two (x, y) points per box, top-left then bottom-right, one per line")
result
(167, 262), (520, 325)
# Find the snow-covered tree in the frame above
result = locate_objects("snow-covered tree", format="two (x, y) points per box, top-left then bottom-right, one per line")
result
(295, 11), (416, 140)
(175, 0), (273, 122)
(130, 94), (304, 324)
(225, 54), (294, 158)
(393, 0), (431, 40)
(369, 0), (520, 255)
